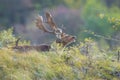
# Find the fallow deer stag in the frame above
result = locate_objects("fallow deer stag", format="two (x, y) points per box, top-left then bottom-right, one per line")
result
(12, 12), (76, 52)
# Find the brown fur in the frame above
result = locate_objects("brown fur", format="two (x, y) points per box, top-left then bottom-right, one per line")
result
(12, 44), (51, 52)
(56, 36), (76, 46)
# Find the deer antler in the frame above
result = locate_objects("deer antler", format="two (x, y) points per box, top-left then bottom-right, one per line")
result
(45, 12), (57, 30)
(36, 12), (76, 47)
(36, 15), (53, 33)
(36, 12), (62, 38)
(46, 12), (63, 38)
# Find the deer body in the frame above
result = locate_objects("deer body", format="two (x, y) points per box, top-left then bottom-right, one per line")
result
(12, 45), (51, 52)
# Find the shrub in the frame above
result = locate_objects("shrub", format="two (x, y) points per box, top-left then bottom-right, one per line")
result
(0, 39), (120, 80)
(0, 28), (30, 48)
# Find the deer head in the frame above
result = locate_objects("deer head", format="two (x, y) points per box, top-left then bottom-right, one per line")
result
(36, 12), (76, 46)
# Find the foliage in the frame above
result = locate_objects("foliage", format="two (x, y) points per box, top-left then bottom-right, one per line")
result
(64, 0), (86, 8)
(76, 0), (120, 49)
(0, 28), (30, 48)
(33, 0), (65, 9)
(0, 0), (120, 79)
(108, 16), (120, 31)
(80, 0), (112, 39)
(0, 28), (16, 48)
(0, 38), (120, 80)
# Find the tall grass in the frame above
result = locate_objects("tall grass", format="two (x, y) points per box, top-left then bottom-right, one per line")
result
(0, 41), (120, 80)
(0, 28), (120, 80)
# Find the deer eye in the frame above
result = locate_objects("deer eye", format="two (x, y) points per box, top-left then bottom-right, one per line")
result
(71, 36), (76, 42)
(72, 36), (76, 39)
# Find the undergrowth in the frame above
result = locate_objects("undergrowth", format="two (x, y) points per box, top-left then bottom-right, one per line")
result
(0, 42), (120, 80)
(0, 28), (30, 48)
(0, 28), (120, 80)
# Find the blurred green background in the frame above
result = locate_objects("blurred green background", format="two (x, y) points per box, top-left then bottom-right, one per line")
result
(0, 0), (120, 49)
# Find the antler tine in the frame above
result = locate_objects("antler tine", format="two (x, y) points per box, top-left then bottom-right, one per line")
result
(36, 15), (53, 33)
(45, 12), (58, 31)
(46, 12), (63, 39)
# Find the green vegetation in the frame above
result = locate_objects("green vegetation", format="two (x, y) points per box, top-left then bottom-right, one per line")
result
(0, 28), (30, 48)
(77, 0), (120, 49)
(0, 29), (120, 80)
(0, 40), (120, 80)
(0, 0), (120, 80)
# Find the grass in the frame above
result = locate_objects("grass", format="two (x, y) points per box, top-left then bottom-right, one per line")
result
(0, 42), (120, 80)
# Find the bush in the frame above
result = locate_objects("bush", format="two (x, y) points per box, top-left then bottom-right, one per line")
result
(0, 28), (30, 48)
(0, 38), (120, 80)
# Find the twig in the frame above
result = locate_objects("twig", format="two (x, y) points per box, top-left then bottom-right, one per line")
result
(118, 50), (120, 62)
